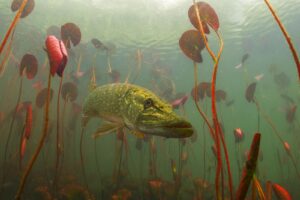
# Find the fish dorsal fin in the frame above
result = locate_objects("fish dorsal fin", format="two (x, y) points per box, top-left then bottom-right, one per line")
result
(92, 122), (122, 139)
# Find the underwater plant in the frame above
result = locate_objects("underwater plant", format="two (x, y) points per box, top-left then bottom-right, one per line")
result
(263, 0), (300, 80)
(235, 133), (261, 199)
(179, 1), (233, 199)
(1, 53), (38, 193)
(15, 35), (68, 199)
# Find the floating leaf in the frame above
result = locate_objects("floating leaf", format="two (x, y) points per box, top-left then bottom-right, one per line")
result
(61, 82), (78, 101)
(245, 82), (257, 103)
(11, 0), (35, 18)
(179, 30), (205, 63)
(188, 2), (219, 33)
(61, 23), (81, 48)
(36, 88), (53, 108)
(19, 54), (38, 79)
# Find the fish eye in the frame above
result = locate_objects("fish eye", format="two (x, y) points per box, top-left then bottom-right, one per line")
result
(144, 98), (153, 109)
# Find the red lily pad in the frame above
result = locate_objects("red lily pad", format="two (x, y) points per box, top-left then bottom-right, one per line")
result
(188, 2), (219, 33)
(19, 54), (38, 79)
(11, 0), (35, 18)
(61, 82), (78, 101)
(61, 23), (81, 48)
(179, 30), (205, 63)
(245, 82), (257, 103)
(36, 88), (54, 108)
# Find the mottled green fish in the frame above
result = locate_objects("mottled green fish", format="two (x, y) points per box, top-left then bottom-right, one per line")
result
(82, 83), (194, 138)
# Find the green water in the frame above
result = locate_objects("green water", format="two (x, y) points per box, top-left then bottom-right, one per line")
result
(0, 0), (300, 199)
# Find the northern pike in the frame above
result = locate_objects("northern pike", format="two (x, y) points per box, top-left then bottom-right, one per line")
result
(82, 83), (194, 138)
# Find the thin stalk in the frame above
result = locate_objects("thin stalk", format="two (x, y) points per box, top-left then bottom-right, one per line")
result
(15, 71), (52, 200)
(193, 62), (215, 142)
(0, 0), (28, 55)
(79, 127), (90, 193)
(1, 77), (23, 194)
(263, 0), (300, 80)
(53, 75), (64, 191)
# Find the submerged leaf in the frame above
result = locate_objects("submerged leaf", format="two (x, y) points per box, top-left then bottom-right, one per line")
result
(188, 2), (219, 33)
(20, 54), (38, 79)
(61, 23), (81, 48)
(179, 30), (205, 63)
(36, 88), (54, 108)
(61, 82), (78, 101)
(11, 0), (35, 18)
(245, 82), (257, 103)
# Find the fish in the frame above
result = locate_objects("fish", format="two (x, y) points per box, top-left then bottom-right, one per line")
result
(82, 83), (194, 138)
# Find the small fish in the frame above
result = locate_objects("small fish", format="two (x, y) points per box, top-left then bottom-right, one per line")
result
(235, 63), (243, 69)
(171, 93), (188, 109)
(254, 73), (264, 81)
(233, 128), (244, 143)
(82, 83), (194, 138)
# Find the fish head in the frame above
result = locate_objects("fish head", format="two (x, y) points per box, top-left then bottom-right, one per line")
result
(126, 86), (194, 138)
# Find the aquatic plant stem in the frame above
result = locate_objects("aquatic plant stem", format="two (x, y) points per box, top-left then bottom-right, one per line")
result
(15, 71), (52, 200)
(0, 29), (15, 77)
(192, 62), (215, 142)
(254, 98), (300, 179)
(79, 127), (90, 194)
(1, 77), (23, 194)
(53, 75), (64, 191)
(263, 0), (300, 80)
(0, 0), (28, 55)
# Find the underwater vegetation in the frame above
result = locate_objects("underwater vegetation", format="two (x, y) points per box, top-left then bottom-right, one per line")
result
(0, 0), (300, 200)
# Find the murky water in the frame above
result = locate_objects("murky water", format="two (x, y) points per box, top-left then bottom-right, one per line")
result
(0, 0), (300, 199)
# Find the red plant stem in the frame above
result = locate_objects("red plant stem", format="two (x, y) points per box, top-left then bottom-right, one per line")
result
(193, 62), (216, 142)
(53, 75), (64, 190)
(263, 0), (300, 80)
(0, 29), (15, 77)
(15, 72), (52, 200)
(0, 0), (28, 55)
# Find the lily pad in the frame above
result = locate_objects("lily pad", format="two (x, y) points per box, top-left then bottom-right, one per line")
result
(20, 54), (38, 79)
(61, 82), (78, 101)
(11, 0), (35, 18)
(61, 23), (81, 48)
(179, 30), (205, 63)
(245, 82), (257, 103)
(36, 88), (54, 108)
(188, 2), (219, 33)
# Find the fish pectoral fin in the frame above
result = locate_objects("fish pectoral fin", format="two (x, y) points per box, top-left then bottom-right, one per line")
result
(130, 130), (145, 139)
(92, 123), (121, 139)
